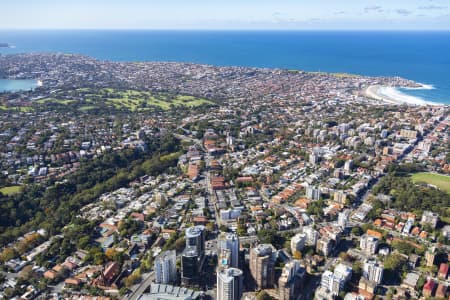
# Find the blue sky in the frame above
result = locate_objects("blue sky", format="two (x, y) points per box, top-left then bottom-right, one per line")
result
(2, 0), (450, 30)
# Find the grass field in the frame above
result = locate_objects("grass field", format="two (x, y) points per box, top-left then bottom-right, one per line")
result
(36, 98), (75, 105)
(0, 185), (21, 195)
(32, 88), (215, 112)
(411, 172), (450, 194)
(79, 105), (97, 111)
(0, 105), (33, 112)
(102, 89), (213, 111)
(333, 73), (361, 78)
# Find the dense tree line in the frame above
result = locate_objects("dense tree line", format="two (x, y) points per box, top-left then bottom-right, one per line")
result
(34, 218), (99, 267)
(373, 172), (450, 217)
(383, 253), (408, 284)
(391, 239), (424, 256)
(257, 228), (286, 249)
(0, 134), (181, 247)
(386, 163), (426, 175)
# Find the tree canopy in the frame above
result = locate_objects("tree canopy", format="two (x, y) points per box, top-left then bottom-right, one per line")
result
(373, 173), (450, 217)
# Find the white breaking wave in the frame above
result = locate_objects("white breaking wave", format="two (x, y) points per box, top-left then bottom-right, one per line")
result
(364, 85), (442, 106)
(402, 83), (435, 90)
(377, 87), (431, 105)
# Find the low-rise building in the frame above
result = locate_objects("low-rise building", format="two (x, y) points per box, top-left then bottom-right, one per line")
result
(421, 211), (439, 229)
(438, 263), (449, 280)
(423, 279), (436, 298)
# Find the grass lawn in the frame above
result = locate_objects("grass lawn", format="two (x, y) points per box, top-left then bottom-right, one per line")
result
(103, 89), (213, 111)
(0, 105), (33, 112)
(38, 88), (215, 112)
(20, 107), (33, 112)
(333, 73), (360, 78)
(172, 95), (212, 107)
(36, 98), (75, 105)
(411, 172), (450, 194)
(76, 88), (91, 92)
(79, 105), (97, 111)
(0, 185), (21, 195)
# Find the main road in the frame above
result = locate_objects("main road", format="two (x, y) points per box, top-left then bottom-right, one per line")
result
(124, 271), (154, 300)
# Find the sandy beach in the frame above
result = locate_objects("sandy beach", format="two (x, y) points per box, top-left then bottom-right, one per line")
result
(364, 85), (440, 106)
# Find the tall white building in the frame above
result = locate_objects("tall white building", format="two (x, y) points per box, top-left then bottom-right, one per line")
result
(303, 226), (319, 246)
(337, 209), (351, 228)
(216, 268), (243, 300)
(321, 264), (352, 296)
(226, 132), (235, 147)
(334, 263), (352, 282)
(344, 160), (353, 173)
(306, 186), (321, 200)
(219, 233), (240, 268)
(290, 233), (306, 255)
(316, 237), (333, 257)
(154, 250), (177, 284)
(363, 259), (384, 284)
(360, 234), (379, 255)
(321, 270), (344, 296)
(310, 153), (319, 165)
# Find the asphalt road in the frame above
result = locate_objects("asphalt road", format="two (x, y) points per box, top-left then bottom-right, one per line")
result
(0, 270), (18, 280)
(125, 271), (154, 300)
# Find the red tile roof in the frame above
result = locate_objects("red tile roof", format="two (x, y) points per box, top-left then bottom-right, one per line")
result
(439, 263), (449, 277)
(423, 279), (436, 292)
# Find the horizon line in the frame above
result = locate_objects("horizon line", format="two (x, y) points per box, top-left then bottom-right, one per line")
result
(1, 28), (450, 32)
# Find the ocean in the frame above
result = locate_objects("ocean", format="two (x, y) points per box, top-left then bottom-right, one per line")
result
(0, 79), (37, 92)
(0, 30), (449, 104)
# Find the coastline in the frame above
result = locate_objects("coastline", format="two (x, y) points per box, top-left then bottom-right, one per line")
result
(364, 84), (442, 106)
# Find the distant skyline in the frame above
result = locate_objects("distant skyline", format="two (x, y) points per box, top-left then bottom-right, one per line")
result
(2, 0), (450, 30)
